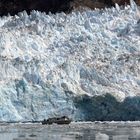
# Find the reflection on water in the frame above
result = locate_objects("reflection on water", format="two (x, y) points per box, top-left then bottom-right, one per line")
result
(0, 122), (140, 140)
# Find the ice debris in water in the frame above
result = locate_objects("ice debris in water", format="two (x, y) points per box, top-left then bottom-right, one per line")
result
(0, 2), (139, 121)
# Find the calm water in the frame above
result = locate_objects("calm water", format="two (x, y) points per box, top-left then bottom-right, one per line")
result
(0, 122), (140, 140)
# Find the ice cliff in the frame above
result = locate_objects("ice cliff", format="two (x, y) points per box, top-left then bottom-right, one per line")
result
(0, 1), (140, 121)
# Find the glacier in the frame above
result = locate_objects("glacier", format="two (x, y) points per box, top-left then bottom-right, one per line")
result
(0, 2), (140, 121)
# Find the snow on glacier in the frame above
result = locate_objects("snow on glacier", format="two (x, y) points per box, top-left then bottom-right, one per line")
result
(0, 2), (140, 121)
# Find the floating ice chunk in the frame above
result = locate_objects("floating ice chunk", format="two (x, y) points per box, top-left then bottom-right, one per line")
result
(95, 133), (109, 140)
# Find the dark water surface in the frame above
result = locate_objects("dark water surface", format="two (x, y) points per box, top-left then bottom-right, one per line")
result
(0, 122), (140, 140)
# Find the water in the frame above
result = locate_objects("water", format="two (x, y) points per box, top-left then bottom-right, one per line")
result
(0, 122), (140, 140)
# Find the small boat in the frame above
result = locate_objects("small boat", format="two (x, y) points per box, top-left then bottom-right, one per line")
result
(42, 116), (72, 125)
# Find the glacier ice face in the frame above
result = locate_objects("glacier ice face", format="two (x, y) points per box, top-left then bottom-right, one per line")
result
(0, 4), (140, 121)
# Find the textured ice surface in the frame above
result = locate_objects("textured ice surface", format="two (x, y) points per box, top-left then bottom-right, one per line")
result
(0, 2), (140, 121)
